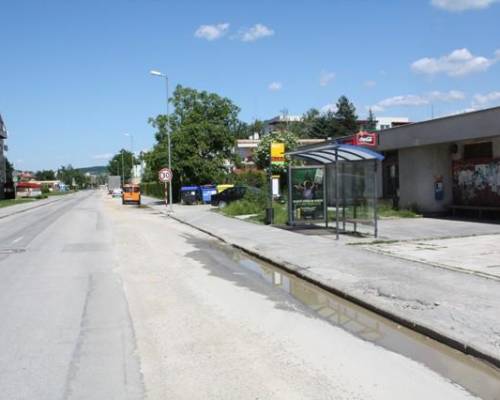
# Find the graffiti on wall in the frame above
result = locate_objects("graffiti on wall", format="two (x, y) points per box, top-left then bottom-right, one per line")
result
(452, 159), (500, 206)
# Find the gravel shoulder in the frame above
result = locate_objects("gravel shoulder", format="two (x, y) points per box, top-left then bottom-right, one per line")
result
(108, 197), (479, 399)
(143, 199), (500, 366)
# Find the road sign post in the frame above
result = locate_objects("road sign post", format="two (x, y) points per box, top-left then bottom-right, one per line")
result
(158, 168), (173, 210)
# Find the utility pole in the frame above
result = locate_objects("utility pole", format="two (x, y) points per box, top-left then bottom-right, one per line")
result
(150, 70), (173, 213)
(125, 133), (134, 181)
(121, 151), (124, 186)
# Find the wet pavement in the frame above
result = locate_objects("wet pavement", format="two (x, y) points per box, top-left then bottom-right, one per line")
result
(189, 238), (500, 400)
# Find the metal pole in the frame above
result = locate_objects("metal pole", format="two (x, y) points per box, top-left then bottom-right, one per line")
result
(288, 162), (293, 225)
(374, 160), (379, 238)
(323, 166), (328, 228)
(166, 76), (173, 213)
(121, 151), (124, 186)
(342, 162), (346, 232)
(335, 149), (339, 240)
(267, 142), (273, 225)
(130, 135), (134, 180)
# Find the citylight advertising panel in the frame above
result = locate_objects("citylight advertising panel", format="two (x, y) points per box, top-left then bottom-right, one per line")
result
(291, 167), (325, 222)
(271, 142), (285, 166)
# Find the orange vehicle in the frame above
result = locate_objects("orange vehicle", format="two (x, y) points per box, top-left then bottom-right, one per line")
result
(122, 184), (141, 205)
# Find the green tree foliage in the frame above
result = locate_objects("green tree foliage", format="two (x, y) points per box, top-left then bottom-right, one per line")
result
(147, 85), (241, 186)
(35, 169), (56, 181)
(308, 111), (341, 139)
(229, 170), (268, 188)
(366, 108), (377, 131)
(5, 158), (14, 182)
(106, 149), (135, 182)
(254, 130), (298, 172)
(246, 119), (265, 139)
(335, 95), (358, 135)
(57, 165), (89, 187)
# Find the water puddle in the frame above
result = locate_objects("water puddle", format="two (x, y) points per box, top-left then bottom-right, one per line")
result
(207, 241), (500, 400)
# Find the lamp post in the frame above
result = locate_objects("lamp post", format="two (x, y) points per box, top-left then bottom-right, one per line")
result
(150, 69), (173, 212)
(124, 133), (134, 181)
(121, 150), (124, 186)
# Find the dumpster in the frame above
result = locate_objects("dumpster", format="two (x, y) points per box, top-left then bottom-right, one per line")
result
(180, 186), (201, 205)
(200, 185), (217, 204)
(216, 184), (234, 193)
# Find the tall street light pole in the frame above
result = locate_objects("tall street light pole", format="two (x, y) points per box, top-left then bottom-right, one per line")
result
(150, 69), (173, 213)
(121, 150), (124, 186)
(124, 133), (134, 181)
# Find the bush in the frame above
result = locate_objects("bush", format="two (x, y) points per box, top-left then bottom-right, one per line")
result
(230, 170), (268, 188)
(222, 199), (263, 216)
(141, 182), (165, 199)
(41, 184), (50, 194)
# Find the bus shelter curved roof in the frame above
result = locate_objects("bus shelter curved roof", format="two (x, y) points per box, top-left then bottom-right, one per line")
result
(286, 143), (384, 164)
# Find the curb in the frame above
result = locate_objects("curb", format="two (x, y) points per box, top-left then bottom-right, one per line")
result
(361, 246), (500, 282)
(0, 197), (66, 220)
(155, 206), (500, 370)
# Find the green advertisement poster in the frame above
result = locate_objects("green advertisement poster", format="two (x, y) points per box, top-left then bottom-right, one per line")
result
(291, 167), (325, 221)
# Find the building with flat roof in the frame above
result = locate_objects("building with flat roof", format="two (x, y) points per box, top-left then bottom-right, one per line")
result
(0, 114), (8, 200)
(376, 106), (500, 215)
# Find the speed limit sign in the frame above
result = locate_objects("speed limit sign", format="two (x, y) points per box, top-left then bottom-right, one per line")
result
(158, 168), (172, 183)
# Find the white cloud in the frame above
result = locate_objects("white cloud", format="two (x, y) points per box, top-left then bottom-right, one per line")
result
(431, 0), (499, 11)
(411, 48), (500, 77)
(364, 80), (377, 88)
(239, 24), (274, 42)
(268, 81), (282, 91)
(320, 103), (337, 114)
(371, 90), (465, 112)
(194, 23), (230, 41)
(439, 107), (478, 117)
(92, 153), (113, 160)
(319, 71), (335, 87)
(428, 90), (466, 101)
(472, 91), (500, 106)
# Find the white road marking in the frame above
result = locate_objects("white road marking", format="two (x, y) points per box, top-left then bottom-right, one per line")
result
(11, 236), (23, 244)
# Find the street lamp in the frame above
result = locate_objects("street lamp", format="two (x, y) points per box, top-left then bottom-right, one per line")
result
(121, 150), (124, 186)
(124, 133), (134, 180)
(150, 69), (173, 212)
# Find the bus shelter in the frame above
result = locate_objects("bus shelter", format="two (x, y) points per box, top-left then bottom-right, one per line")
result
(286, 143), (385, 239)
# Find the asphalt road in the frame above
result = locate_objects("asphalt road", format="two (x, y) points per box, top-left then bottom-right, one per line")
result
(0, 191), (482, 399)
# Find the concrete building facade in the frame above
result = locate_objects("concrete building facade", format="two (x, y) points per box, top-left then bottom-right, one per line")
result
(0, 114), (7, 200)
(377, 107), (500, 214)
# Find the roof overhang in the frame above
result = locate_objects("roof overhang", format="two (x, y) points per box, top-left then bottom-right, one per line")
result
(287, 143), (384, 164)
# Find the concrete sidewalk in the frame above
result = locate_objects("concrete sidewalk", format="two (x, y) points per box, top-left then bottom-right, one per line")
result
(143, 197), (500, 366)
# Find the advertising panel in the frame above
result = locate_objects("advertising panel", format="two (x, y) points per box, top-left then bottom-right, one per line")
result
(291, 166), (325, 221)
(271, 142), (285, 166)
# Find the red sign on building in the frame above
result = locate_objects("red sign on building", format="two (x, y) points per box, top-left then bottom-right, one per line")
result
(353, 131), (378, 147)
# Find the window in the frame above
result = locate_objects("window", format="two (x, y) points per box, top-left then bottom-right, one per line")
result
(463, 142), (492, 160)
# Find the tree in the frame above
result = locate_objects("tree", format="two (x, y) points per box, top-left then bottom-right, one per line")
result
(147, 85), (241, 186)
(35, 169), (56, 181)
(246, 119), (265, 139)
(366, 108), (377, 131)
(5, 158), (14, 182)
(335, 95), (358, 135)
(106, 149), (135, 182)
(254, 130), (298, 173)
(308, 111), (341, 139)
(57, 165), (89, 188)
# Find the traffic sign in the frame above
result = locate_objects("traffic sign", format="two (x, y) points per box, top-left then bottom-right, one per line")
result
(158, 168), (172, 183)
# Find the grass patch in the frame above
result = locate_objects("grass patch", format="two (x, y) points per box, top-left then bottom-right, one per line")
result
(0, 198), (37, 208)
(329, 201), (420, 220)
(221, 199), (263, 217)
(47, 190), (74, 196)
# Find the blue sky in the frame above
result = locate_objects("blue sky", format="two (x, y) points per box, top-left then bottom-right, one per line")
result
(2, 0), (500, 170)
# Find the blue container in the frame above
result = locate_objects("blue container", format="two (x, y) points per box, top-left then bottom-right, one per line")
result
(180, 186), (201, 205)
(200, 185), (217, 204)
